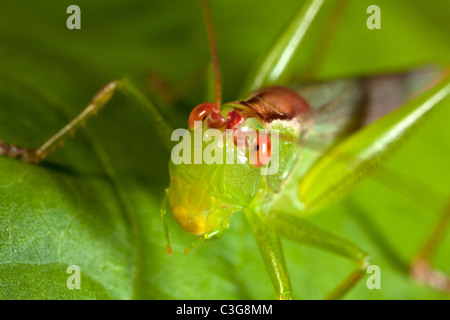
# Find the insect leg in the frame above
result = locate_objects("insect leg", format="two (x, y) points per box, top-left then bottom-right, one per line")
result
(183, 224), (228, 254)
(161, 188), (173, 254)
(244, 208), (293, 300)
(410, 198), (450, 293)
(269, 210), (370, 300)
(369, 167), (450, 293)
(300, 0), (350, 80)
(242, 0), (327, 95)
(0, 79), (173, 163)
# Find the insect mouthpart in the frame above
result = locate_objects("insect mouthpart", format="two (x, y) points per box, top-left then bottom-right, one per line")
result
(167, 172), (239, 236)
(222, 105), (272, 168)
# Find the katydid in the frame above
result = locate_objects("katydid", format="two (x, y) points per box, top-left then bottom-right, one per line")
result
(0, 0), (449, 300)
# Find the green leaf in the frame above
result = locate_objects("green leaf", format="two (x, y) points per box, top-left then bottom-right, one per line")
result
(0, 0), (449, 299)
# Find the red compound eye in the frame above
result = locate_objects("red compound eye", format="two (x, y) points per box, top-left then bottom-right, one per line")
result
(250, 132), (272, 168)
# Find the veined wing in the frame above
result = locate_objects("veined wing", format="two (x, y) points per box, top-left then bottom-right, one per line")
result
(271, 66), (443, 212)
(297, 66), (441, 177)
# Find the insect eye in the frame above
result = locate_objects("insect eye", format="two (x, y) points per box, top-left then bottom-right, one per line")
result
(250, 132), (272, 168)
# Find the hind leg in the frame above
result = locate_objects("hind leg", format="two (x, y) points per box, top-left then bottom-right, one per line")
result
(410, 198), (450, 293)
(0, 79), (173, 163)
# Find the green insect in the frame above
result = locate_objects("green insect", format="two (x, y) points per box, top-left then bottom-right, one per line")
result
(1, 0), (449, 299)
(164, 0), (450, 299)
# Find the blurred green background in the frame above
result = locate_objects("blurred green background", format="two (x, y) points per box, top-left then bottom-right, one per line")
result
(0, 0), (449, 299)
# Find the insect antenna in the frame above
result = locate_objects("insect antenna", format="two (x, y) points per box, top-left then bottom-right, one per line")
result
(200, 0), (223, 124)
